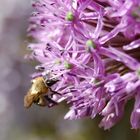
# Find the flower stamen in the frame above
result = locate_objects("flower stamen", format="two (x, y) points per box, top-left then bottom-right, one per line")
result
(64, 61), (73, 69)
(85, 39), (96, 52)
(66, 11), (74, 21)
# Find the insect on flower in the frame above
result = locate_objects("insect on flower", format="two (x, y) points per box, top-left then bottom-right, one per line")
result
(24, 76), (59, 108)
(26, 0), (140, 129)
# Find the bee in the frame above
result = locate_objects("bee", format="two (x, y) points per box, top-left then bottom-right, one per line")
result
(24, 76), (59, 108)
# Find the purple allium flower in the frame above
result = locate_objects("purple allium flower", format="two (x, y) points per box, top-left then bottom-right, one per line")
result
(27, 0), (140, 129)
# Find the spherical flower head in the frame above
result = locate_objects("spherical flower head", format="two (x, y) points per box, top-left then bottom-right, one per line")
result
(26, 0), (140, 130)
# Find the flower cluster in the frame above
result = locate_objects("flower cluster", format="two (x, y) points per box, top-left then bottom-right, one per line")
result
(27, 0), (140, 129)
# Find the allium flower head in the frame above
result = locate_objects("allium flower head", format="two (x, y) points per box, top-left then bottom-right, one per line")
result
(27, 0), (140, 130)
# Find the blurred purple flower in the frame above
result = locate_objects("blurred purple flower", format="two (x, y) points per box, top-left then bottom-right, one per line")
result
(27, 0), (140, 129)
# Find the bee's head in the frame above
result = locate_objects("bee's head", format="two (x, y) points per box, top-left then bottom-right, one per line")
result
(45, 79), (59, 86)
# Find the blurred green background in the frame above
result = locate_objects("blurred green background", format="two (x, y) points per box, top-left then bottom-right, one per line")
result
(0, 1), (140, 140)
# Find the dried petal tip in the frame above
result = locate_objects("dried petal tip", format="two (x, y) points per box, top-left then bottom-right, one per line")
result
(86, 40), (96, 51)
(66, 11), (74, 21)
(55, 59), (61, 65)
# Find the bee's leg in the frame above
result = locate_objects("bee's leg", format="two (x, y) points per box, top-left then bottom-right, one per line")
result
(44, 96), (58, 107)
(49, 88), (61, 96)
